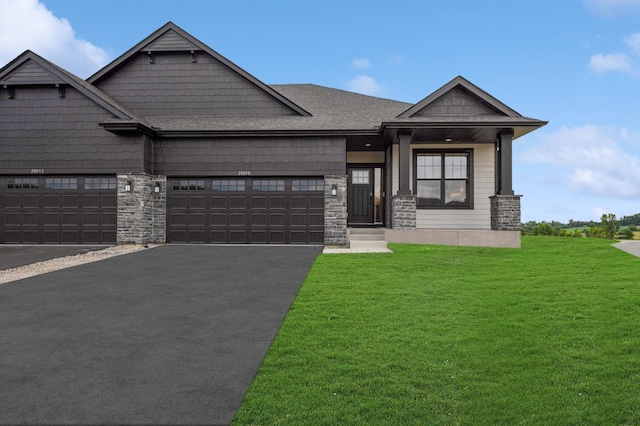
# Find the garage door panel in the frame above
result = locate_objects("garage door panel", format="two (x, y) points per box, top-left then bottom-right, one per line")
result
(211, 196), (227, 209)
(251, 213), (267, 226)
(251, 197), (267, 209)
(83, 195), (99, 208)
(0, 176), (117, 244)
(5, 213), (21, 226)
(45, 195), (60, 208)
(23, 195), (40, 208)
(269, 214), (285, 226)
(62, 195), (78, 208)
(5, 195), (21, 208)
(269, 197), (285, 209)
(167, 177), (324, 244)
(229, 213), (246, 226)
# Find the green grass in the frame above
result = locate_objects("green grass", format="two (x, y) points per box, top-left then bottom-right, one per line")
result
(233, 237), (640, 425)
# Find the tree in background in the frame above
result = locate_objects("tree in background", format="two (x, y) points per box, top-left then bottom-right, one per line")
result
(601, 213), (617, 239)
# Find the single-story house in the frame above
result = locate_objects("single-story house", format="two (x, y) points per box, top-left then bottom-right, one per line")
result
(0, 22), (546, 248)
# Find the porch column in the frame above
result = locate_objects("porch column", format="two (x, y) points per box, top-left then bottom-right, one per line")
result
(497, 130), (514, 195)
(397, 131), (411, 195)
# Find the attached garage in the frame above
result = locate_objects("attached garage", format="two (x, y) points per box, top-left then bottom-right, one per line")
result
(0, 176), (117, 244)
(167, 178), (324, 244)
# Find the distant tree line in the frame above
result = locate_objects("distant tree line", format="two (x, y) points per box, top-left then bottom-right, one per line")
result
(521, 213), (639, 239)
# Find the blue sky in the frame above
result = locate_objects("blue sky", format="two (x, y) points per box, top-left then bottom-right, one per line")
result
(1, 0), (639, 223)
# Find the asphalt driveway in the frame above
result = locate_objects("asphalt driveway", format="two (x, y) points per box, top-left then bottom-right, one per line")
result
(0, 245), (322, 425)
(0, 245), (107, 270)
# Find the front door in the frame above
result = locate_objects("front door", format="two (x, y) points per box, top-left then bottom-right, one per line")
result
(347, 167), (374, 224)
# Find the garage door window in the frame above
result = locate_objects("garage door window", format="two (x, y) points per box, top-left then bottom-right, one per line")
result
(212, 180), (245, 191)
(292, 179), (324, 191)
(7, 178), (39, 189)
(172, 180), (205, 191)
(85, 177), (117, 190)
(45, 178), (77, 190)
(253, 180), (284, 191)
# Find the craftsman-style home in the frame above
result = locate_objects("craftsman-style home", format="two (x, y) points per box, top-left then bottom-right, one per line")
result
(0, 22), (546, 247)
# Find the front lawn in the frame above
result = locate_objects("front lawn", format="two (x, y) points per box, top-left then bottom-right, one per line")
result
(233, 237), (640, 425)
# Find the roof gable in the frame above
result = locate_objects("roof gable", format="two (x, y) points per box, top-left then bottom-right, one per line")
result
(397, 76), (520, 118)
(0, 51), (148, 128)
(88, 22), (310, 117)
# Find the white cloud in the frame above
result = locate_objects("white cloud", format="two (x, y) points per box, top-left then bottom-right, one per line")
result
(589, 31), (640, 76)
(585, 0), (640, 16)
(347, 74), (384, 96)
(521, 125), (640, 199)
(351, 58), (371, 69)
(625, 31), (640, 54)
(0, 0), (110, 78)
(589, 53), (637, 74)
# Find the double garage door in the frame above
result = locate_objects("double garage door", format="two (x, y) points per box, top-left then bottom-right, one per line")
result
(0, 176), (117, 244)
(167, 177), (324, 244)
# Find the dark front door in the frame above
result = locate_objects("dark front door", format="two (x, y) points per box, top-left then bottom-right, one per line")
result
(347, 167), (374, 224)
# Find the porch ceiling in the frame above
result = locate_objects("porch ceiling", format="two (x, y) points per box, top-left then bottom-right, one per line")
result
(383, 123), (544, 144)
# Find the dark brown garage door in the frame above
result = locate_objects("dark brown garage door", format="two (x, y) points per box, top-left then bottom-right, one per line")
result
(167, 178), (324, 244)
(0, 176), (117, 244)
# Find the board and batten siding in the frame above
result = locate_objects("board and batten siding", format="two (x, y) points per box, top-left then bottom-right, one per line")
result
(392, 143), (494, 230)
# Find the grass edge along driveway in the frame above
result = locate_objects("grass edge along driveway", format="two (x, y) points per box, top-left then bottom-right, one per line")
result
(234, 237), (640, 425)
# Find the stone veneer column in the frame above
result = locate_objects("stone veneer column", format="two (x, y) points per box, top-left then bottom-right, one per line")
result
(324, 174), (348, 246)
(392, 195), (416, 230)
(117, 174), (166, 244)
(490, 195), (522, 231)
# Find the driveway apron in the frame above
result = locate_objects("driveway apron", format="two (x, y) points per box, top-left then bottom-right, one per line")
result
(0, 245), (322, 425)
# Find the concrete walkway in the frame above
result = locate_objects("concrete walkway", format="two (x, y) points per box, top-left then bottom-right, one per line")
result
(613, 240), (640, 258)
(0, 245), (321, 425)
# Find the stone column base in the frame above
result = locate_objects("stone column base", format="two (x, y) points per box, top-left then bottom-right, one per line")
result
(324, 175), (348, 246)
(117, 174), (166, 244)
(392, 195), (417, 230)
(490, 195), (522, 231)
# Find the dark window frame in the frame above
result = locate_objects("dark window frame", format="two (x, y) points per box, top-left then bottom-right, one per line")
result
(413, 149), (474, 209)
(212, 179), (246, 192)
(84, 177), (117, 190)
(172, 179), (205, 191)
(292, 179), (324, 192)
(6, 178), (39, 189)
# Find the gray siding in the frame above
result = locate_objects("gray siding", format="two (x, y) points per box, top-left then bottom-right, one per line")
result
(156, 137), (346, 176)
(414, 87), (502, 116)
(0, 87), (143, 174)
(2, 60), (59, 84)
(96, 52), (298, 117)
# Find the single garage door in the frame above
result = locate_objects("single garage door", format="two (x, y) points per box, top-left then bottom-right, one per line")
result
(0, 176), (117, 244)
(167, 178), (324, 244)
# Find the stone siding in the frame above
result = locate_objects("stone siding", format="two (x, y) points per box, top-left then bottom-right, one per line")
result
(324, 174), (348, 246)
(392, 195), (417, 230)
(117, 174), (166, 244)
(490, 195), (522, 231)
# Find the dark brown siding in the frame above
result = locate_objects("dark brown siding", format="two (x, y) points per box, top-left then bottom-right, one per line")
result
(156, 137), (346, 176)
(95, 52), (298, 116)
(414, 87), (502, 117)
(0, 87), (143, 174)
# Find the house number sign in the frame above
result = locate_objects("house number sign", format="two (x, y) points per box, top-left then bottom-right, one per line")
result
(30, 169), (45, 174)
(237, 170), (251, 176)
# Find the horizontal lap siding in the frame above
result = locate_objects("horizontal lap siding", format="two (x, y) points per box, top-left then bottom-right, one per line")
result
(392, 144), (494, 230)
(0, 87), (142, 174)
(156, 137), (346, 176)
(95, 53), (297, 116)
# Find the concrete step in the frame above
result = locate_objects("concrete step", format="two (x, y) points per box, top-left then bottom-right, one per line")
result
(349, 233), (386, 241)
(348, 240), (390, 252)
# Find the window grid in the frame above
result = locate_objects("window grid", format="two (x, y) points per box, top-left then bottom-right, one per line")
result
(212, 179), (246, 191)
(85, 177), (117, 190)
(172, 179), (205, 191)
(45, 178), (78, 190)
(415, 151), (471, 208)
(352, 170), (369, 184)
(6, 178), (39, 189)
(252, 180), (285, 191)
(292, 179), (324, 191)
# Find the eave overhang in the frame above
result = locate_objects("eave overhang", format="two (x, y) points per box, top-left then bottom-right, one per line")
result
(99, 121), (155, 136)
